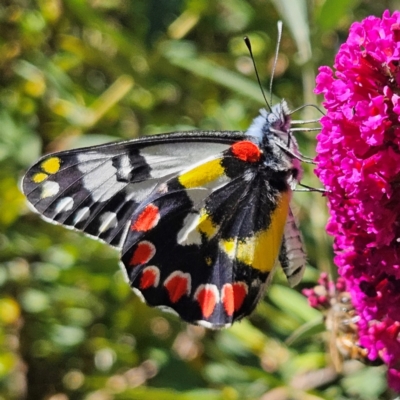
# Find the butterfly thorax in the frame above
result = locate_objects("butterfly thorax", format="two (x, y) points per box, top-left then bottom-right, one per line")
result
(245, 100), (302, 189)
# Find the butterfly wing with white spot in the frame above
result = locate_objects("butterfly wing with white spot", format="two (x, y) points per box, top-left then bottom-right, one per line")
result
(23, 132), (243, 248)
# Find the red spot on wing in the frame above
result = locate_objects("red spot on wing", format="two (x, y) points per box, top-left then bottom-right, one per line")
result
(195, 285), (219, 319)
(164, 271), (191, 303)
(131, 204), (160, 231)
(231, 141), (261, 163)
(221, 284), (234, 316)
(130, 241), (155, 266)
(140, 266), (160, 289)
(222, 282), (248, 316)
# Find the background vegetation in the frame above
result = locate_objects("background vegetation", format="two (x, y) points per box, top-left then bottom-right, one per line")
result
(0, 0), (397, 399)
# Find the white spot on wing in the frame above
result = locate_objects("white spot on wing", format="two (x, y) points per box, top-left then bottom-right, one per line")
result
(177, 212), (202, 245)
(196, 320), (231, 329)
(98, 211), (118, 233)
(141, 143), (230, 179)
(73, 207), (90, 224)
(74, 207), (90, 225)
(77, 156), (126, 202)
(54, 197), (74, 213)
(183, 172), (231, 207)
(124, 180), (158, 203)
(117, 154), (132, 181)
(41, 181), (60, 198)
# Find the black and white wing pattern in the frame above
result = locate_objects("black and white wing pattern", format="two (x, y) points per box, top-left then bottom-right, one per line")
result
(23, 132), (243, 249)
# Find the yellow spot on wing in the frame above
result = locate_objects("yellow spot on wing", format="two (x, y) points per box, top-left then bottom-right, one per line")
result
(197, 211), (218, 238)
(220, 239), (236, 258)
(41, 157), (61, 174)
(237, 191), (290, 272)
(33, 172), (48, 183)
(178, 158), (224, 188)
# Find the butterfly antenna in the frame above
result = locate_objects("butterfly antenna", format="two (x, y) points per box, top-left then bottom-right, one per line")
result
(270, 20), (283, 107)
(296, 183), (329, 194)
(244, 36), (272, 112)
(289, 103), (326, 117)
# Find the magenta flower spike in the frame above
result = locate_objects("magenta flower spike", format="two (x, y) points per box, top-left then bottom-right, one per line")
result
(313, 10), (400, 390)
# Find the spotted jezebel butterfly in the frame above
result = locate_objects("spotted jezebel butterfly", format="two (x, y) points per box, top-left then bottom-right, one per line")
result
(22, 30), (308, 329)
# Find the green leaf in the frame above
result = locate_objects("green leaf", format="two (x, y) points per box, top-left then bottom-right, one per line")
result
(285, 317), (325, 346)
(268, 285), (322, 322)
(271, 0), (311, 63)
(342, 366), (387, 399)
(162, 40), (273, 104)
(316, 0), (361, 31)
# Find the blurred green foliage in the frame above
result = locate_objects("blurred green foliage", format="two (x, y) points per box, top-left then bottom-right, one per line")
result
(0, 0), (396, 399)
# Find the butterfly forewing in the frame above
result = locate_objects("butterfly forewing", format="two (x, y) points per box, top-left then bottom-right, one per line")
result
(23, 132), (243, 248)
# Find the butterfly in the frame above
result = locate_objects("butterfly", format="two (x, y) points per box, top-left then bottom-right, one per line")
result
(22, 98), (307, 329)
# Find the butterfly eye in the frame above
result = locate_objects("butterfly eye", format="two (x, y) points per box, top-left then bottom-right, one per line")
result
(267, 113), (279, 125)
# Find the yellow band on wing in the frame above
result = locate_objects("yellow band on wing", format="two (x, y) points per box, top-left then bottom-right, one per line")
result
(197, 210), (218, 238)
(178, 158), (224, 188)
(236, 190), (290, 272)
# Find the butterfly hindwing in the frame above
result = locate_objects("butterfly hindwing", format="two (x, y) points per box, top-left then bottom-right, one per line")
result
(279, 207), (307, 287)
(121, 141), (292, 327)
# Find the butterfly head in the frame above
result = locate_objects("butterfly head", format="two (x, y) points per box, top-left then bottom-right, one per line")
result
(245, 100), (292, 145)
(244, 100), (302, 188)
(269, 100), (291, 133)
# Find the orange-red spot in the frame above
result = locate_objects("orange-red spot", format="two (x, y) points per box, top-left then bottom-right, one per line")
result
(195, 285), (218, 319)
(140, 266), (159, 289)
(131, 204), (160, 231)
(222, 284), (234, 316)
(231, 141), (261, 163)
(222, 282), (248, 316)
(130, 241), (155, 266)
(164, 272), (190, 303)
